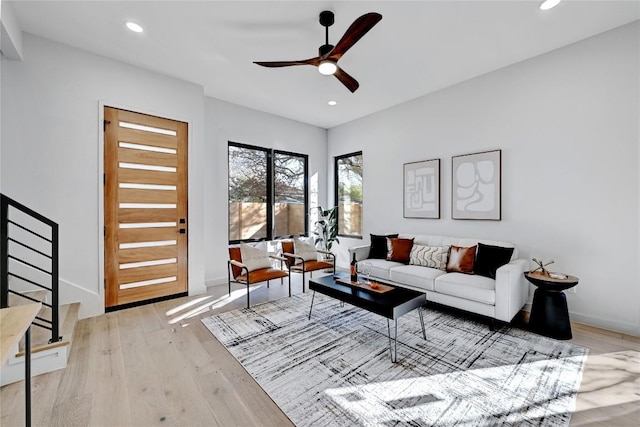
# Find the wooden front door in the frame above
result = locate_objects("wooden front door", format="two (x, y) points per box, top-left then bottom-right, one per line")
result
(104, 107), (188, 308)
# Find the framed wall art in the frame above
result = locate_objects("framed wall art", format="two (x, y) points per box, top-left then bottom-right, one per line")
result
(403, 158), (440, 219)
(452, 150), (501, 220)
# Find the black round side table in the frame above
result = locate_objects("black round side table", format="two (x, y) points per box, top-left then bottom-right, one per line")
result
(525, 271), (579, 340)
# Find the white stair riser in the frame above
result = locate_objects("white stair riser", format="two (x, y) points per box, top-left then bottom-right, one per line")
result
(0, 345), (68, 386)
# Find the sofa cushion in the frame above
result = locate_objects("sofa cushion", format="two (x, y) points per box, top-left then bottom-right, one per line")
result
(389, 265), (445, 291)
(435, 273), (496, 305)
(369, 234), (398, 259)
(387, 238), (414, 263)
(399, 234), (518, 260)
(474, 242), (514, 279)
(446, 245), (476, 273)
(365, 259), (404, 281)
(409, 245), (449, 270)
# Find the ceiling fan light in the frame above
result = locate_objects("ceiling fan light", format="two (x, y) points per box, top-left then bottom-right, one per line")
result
(318, 61), (337, 75)
(540, 0), (562, 10)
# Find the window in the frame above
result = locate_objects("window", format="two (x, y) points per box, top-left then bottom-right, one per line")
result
(228, 142), (308, 243)
(335, 151), (363, 238)
(274, 152), (307, 237)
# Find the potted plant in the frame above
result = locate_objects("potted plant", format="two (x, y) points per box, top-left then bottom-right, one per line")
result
(310, 206), (339, 252)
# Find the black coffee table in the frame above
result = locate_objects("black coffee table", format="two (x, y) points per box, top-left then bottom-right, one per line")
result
(308, 273), (426, 362)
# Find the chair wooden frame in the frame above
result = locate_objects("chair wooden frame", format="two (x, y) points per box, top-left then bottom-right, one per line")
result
(228, 253), (290, 308)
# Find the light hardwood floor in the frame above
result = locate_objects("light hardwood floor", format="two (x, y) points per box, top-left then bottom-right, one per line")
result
(1, 277), (638, 426)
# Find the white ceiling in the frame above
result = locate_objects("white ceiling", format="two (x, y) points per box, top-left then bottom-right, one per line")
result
(7, 1), (639, 129)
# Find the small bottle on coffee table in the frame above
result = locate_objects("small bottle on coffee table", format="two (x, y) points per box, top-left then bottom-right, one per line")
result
(350, 253), (358, 282)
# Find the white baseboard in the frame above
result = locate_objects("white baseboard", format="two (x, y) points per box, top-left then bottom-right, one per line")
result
(205, 276), (228, 289)
(569, 311), (640, 337)
(522, 303), (639, 337)
(58, 278), (103, 319)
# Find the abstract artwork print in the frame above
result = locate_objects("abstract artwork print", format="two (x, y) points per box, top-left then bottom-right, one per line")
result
(452, 150), (501, 220)
(404, 158), (440, 219)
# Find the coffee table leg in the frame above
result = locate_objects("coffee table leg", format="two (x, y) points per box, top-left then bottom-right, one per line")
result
(387, 319), (397, 363)
(418, 307), (426, 340)
(308, 291), (315, 320)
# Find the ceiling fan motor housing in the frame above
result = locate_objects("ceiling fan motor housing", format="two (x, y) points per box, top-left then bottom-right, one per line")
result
(319, 44), (334, 56)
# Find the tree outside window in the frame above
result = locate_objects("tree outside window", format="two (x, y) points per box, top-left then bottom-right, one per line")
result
(274, 153), (307, 237)
(228, 142), (308, 242)
(335, 152), (363, 237)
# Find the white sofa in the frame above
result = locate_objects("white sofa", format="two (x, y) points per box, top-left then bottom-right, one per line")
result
(349, 234), (529, 323)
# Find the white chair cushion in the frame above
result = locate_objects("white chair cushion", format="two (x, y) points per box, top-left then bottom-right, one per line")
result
(240, 244), (272, 272)
(294, 238), (318, 262)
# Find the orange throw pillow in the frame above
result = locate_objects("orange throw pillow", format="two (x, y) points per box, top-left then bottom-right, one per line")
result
(446, 245), (476, 273)
(386, 238), (414, 264)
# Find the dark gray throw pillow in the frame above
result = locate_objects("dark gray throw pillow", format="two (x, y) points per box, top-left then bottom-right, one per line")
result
(474, 243), (514, 279)
(369, 233), (398, 259)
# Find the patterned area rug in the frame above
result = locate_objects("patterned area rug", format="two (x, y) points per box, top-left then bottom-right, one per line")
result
(202, 292), (587, 427)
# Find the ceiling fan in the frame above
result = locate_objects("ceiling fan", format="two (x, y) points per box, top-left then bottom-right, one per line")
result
(253, 11), (382, 93)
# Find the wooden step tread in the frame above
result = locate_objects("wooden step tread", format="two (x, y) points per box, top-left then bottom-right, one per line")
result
(15, 339), (70, 358)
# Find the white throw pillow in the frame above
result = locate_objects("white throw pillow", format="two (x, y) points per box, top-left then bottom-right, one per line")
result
(294, 238), (318, 263)
(240, 244), (272, 272)
(409, 245), (449, 270)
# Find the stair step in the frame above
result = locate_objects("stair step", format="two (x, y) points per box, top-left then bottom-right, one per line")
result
(8, 290), (47, 306)
(1, 302), (79, 386)
(15, 339), (70, 358)
(17, 302), (79, 354)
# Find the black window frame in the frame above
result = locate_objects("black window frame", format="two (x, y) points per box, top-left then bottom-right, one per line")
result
(228, 141), (309, 244)
(334, 151), (363, 239)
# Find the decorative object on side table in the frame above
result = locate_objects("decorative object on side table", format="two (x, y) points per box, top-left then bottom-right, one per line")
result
(531, 258), (555, 275)
(525, 265), (579, 340)
(452, 149), (501, 220)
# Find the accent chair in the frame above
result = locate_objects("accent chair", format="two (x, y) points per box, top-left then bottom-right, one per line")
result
(228, 245), (290, 308)
(281, 240), (335, 292)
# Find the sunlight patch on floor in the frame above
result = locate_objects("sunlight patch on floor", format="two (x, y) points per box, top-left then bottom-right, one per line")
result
(324, 355), (590, 425)
(165, 286), (262, 325)
(165, 295), (213, 316)
(574, 350), (640, 411)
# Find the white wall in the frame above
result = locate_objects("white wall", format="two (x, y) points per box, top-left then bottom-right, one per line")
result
(0, 44), (3, 194)
(204, 97), (327, 285)
(0, 0), (23, 60)
(328, 22), (639, 336)
(1, 34), (206, 318)
(0, 33), (329, 316)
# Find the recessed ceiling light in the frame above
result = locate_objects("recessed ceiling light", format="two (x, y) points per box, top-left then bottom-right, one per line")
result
(328, 100), (337, 106)
(540, 0), (562, 10)
(126, 21), (144, 33)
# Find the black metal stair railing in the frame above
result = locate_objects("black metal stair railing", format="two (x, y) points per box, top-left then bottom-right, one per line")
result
(1, 193), (61, 344)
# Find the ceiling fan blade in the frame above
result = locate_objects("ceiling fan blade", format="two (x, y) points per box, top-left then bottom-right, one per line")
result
(334, 67), (359, 93)
(254, 57), (321, 68)
(328, 12), (382, 61)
